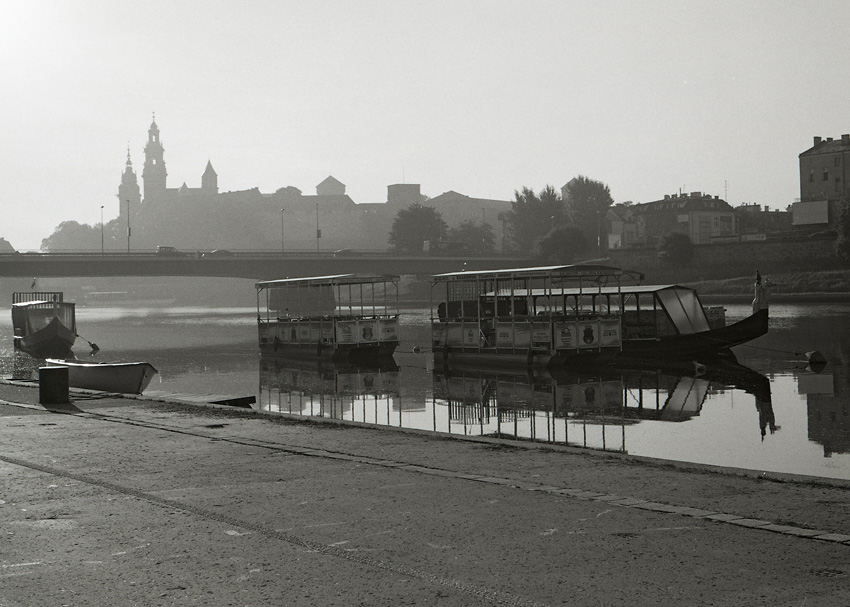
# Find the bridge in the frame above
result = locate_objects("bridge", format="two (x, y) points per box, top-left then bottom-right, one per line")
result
(0, 251), (531, 281)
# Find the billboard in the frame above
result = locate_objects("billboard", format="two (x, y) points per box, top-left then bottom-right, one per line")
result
(792, 200), (829, 226)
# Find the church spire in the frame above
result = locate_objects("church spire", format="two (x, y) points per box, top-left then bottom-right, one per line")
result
(202, 159), (218, 193)
(142, 113), (167, 203)
(118, 146), (141, 219)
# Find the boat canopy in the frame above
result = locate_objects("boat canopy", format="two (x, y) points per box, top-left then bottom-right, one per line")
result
(257, 273), (400, 320)
(433, 264), (637, 282)
(490, 284), (710, 334)
(256, 274), (399, 289)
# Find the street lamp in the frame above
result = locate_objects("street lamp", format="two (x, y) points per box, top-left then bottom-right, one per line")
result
(126, 199), (131, 253)
(315, 203), (320, 253)
(100, 205), (104, 255)
(280, 209), (285, 255)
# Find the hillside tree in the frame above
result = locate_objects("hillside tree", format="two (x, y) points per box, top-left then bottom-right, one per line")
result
(835, 200), (850, 261)
(657, 232), (694, 266)
(562, 176), (614, 251)
(504, 185), (565, 251)
(445, 220), (495, 254)
(388, 203), (448, 253)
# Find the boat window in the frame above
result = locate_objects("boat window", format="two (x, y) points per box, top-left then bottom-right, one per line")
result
(656, 288), (710, 334)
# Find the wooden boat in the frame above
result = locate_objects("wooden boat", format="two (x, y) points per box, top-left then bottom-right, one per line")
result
(45, 359), (158, 394)
(520, 282), (770, 360)
(12, 292), (76, 358)
(431, 265), (770, 368)
(431, 264), (634, 368)
(256, 274), (400, 362)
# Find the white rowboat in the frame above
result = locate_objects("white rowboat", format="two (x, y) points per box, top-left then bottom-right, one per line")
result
(46, 359), (158, 394)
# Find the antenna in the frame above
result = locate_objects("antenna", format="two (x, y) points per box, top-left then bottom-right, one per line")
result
(724, 180), (729, 201)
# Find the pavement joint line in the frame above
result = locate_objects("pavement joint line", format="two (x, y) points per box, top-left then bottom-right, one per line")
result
(3, 392), (847, 550)
(0, 453), (549, 607)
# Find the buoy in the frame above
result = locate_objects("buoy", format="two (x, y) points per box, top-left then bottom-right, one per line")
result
(805, 351), (827, 365)
(693, 361), (706, 376)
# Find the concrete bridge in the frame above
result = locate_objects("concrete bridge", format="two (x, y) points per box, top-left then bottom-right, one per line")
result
(0, 251), (530, 281)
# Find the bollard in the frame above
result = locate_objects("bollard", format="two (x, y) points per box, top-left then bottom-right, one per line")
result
(39, 366), (70, 405)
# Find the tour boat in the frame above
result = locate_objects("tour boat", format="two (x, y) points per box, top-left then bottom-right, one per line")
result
(529, 282), (770, 360)
(431, 265), (770, 368)
(12, 292), (77, 358)
(45, 359), (158, 394)
(431, 264), (633, 368)
(256, 274), (400, 362)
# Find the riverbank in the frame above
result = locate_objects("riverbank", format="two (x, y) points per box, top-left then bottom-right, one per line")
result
(1, 380), (849, 605)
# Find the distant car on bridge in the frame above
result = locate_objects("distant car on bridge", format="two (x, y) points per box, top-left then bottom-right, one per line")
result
(202, 249), (234, 258)
(155, 246), (188, 257)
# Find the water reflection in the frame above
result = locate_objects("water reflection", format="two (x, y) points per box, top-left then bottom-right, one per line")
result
(257, 354), (780, 453)
(258, 356), (401, 423)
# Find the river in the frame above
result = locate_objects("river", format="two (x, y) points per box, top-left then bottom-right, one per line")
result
(2, 301), (849, 481)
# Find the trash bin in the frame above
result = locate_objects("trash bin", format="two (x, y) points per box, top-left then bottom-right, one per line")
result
(39, 365), (69, 405)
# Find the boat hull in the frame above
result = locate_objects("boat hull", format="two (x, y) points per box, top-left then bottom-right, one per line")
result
(46, 360), (158, 394)
(15, 317), (76, 359)
(619, 309), (768, 360)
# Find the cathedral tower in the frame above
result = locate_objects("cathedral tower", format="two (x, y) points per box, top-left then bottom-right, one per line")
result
(201, 160), (218, 194)
(142, 115), (167, 203)
(117, 147), (142, 218)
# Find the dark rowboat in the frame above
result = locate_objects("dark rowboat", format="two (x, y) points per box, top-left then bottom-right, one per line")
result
(12, 292), (76, 358)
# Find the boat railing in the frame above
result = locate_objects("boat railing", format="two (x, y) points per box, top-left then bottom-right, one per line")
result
(259, 315), (399, 348)
(433, 313), (622, 353)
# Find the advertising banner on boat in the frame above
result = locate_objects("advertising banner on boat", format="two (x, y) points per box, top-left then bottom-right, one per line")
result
(336, 321), (356, 344)
(496, 325), (531, 347)
(379, 318), (398, 341)
(577, 321), (600, 348)
(554, 322), (576, 349)
(359, 320), (378, 343)
(599, 319), (621, 347)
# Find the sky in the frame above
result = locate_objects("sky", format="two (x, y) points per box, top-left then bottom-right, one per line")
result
(2, 0), (849, 250)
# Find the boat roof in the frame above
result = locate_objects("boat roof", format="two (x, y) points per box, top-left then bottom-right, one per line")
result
(433, 264), (635, 282)
(486, 285), (692, 296)
(12, 300), (75, 307)
(256, 273), (400, 289)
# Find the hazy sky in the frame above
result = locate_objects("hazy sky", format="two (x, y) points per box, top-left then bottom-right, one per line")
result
(2, 0), (849, 249)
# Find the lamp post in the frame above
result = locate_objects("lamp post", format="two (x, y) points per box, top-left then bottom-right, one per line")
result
(126, 199), (131, 253)
(315, 203), (320, 253)
(280, 209), (285, 255)
(100, 205), (104, 255)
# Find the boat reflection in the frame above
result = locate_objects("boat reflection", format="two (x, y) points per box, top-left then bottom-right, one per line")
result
(256, 355), (775, 451)
(258, 356), (400, 422)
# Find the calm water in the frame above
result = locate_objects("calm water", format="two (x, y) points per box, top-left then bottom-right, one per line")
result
(2, 302), (849, 481)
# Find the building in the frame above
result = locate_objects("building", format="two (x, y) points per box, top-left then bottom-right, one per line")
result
(795, 134), (850, 231)
(629, 192), (736, 246)
(117, 117), (510, 251)
(734, 203), (792, 237)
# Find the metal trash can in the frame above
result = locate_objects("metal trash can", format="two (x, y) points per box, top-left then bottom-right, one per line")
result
(39, 366), (69, 405)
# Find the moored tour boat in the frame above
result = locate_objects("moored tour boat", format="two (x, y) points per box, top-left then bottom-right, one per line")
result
(534, 280), (771, 360)
(431, 264), (632, 368)
(431, 265), (771, 368)
(12, 292), (77, 358)
(256, 274), (400, 362)
(45, 359), (158, 394)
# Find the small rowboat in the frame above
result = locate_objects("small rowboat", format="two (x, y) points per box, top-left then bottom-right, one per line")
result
(46, 359), (158, 394)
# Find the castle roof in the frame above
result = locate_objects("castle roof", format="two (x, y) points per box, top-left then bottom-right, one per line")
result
(318, 175), (345, 188)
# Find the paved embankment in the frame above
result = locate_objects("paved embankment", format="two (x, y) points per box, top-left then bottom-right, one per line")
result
(1, 380), (849, 606)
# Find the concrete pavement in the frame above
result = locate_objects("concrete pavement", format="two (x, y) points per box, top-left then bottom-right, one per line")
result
(1, 379), (849, 606)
